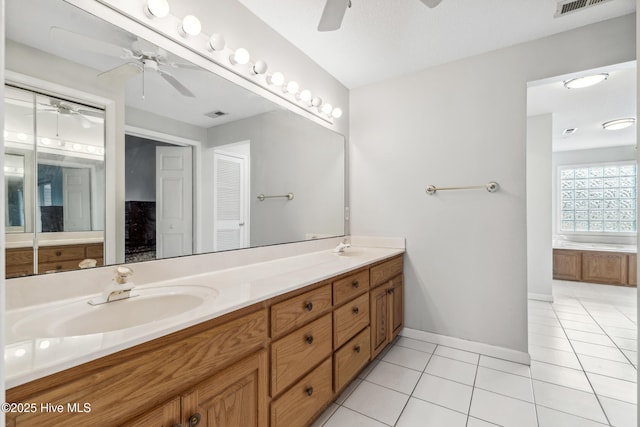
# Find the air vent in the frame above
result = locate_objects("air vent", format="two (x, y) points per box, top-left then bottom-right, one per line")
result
(205, 110), (228, 119)
(562, 128), (578, 136)
(555, 0), (615, 17)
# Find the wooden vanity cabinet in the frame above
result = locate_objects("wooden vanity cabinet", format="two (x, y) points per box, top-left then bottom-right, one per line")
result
(370, 257), (404, 359)
(5, 247), (34, 278)
(5, 242), (104, 278)
(552, 249), (582, 281)
(553, 249), (637, 286)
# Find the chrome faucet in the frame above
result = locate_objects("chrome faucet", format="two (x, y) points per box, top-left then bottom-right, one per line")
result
(333, 239), (352, 254)
(88, 266), (137, 305)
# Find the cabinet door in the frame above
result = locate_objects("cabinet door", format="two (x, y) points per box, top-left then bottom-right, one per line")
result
(123, 397), (181, 427)
(582, 251), (627, 285)
(370, 284), (389, 359)
(181, 350), (268, 427)
(552, 249), (581, 281)
(628, 254), (637, 286)
(389, 275), (403, 340)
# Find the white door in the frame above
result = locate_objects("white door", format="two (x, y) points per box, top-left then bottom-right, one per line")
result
(156, 146), (193, 259)
(213, 150), (249, 251)
(63, 167), (91, 231)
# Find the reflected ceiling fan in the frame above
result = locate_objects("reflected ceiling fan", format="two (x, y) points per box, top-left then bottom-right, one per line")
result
(318, 0), (444, 31)
(50, 27), (197, 98)
(33, 99), (103, 136)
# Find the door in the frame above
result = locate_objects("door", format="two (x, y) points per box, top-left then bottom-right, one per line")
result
(156, 146), (193, 259)
(63, 167), (91, 231)
(370, 285), (389, 359)
(213, 150), (249, 251)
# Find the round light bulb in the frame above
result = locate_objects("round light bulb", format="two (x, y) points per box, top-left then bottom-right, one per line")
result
(72, 143), (83, 151)
(17, 133), (27, 141)
(331, 107), (343, 119)
(3, 130), (8, 138)
(180, 15), (201, 37)
(563, 73), (609, 89)
(98, 147), (105, 155)
(602, 118), (636, 131)
(298, 89), (312, 103)
(321, 103), (333, 115)
(87, 145), (96, 153)
(208, 33), (226, 51)
(15, 349), (26, 358)
(268, 72), (285, 86)
(146, 0), (170, 18)
(311, 97), (322, 107)
(285, 81), (299, 94)
(41, 137), (51, 145)
(230, 48), (250, 65)
(39, 340), (51, 350)
(253, 60), (268, 75)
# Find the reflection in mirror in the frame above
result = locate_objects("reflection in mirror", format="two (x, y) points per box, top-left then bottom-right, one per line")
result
(5, 0), (345, 277)
(5, 153), (26, 232)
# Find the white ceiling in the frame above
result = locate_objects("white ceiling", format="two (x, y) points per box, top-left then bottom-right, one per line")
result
(237, 0), (636, 89)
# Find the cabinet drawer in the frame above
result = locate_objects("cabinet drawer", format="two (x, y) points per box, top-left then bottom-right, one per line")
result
(271, 284), (332, 338)
(38, 245), (86, 262)
(39, 259), (86, 274)
(333, 269), (369, 306)
(333, 292), (369, 348)
(86, 244), (104, 258)
(271, 357), (333, 427)
(370, 256), (403, 288)
(6, 248), (34, 266)
(271, 313), (332, 396)
(334, 327), (371, 392)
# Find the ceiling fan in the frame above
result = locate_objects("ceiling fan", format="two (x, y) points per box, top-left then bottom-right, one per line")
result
(49, 27), (197, 98)
(318, 0), (444, 31)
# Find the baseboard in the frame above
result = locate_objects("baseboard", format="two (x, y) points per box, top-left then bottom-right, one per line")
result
(528, 292), (554, 302)
(400, 328), (531, 366)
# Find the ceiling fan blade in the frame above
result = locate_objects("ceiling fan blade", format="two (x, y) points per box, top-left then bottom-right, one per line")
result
(158, 70), (196, 98)
(76, 108), (105, 119)
(419, 0), (443, 8)
(72, 113), (96, 129)
(318, 0), (350, 32)
(97, 62), (142, 82)
(50, 27), (127, 58)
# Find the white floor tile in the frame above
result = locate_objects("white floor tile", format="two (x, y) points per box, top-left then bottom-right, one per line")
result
(536, 406), (608, 427)
(343, 380), (409, 426)
(433, 346), (480, 364)
(577, 354), (637, 382)
(381, 345), (432, 372)
(555, 311), (595, 323)
(552, 303), (588, 315)
(335, 378), (361, 404)
(529, 308), (557, 318)
(571, 341), (629, 363)
(322, 406), (388, 427)
(596, 317), (637, 329)
(467, 417), (500, 426)
(529, 333), (573, 352)
(560, 319), (605, 334)
(357, 359), (379, 380)
(424, 355), (477, 385)
(530, 361), (592, 392)
(587, 372), (637, 404)
(529, 315), (562, 327)
(622, 349), (637, 365)
(532, 379), (608, 424)
(395, 397), (467, 427)
(610, 336), (638, 352)
(474, 366), (534, 402)
(469, 388), (537, 427)
(394, 336), (437, 354)
(412, 373), (473, 413)
(528, 323), (567, 338)
(565, 329), (616, 347)
(602, 325), (638, 340)
(479, 355), (530, 378)
(364, 360), (421, 395)
(599, 396), (638, 427)
(529, 344), (582, 370)
(310, 403), (339, 427)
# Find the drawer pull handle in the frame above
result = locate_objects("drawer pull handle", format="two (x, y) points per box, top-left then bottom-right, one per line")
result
(188, 412), (201, 426)
(305, 302), (314, 311)
(55, 251), (62, 256)
(305, 335), (314, 344)
(306, 386), (314, 396)
(352, 306), (360, 315)
(355, 345), (361, 353)
(387, 289), (394, 295)
(353, 280), (359, 289)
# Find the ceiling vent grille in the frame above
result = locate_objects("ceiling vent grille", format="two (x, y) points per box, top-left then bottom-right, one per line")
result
(555, 0), (615, 17)
(205, 110), (228, 119)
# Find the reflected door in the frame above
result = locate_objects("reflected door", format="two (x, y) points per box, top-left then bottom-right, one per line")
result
(156, 146), (193, 259)
(63, 167), (91, 231)
(213, 150), (249, 251)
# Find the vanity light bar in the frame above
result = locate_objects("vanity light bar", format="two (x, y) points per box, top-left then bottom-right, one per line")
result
(138, 0), (341, 122)
(3, 130), (104, 157)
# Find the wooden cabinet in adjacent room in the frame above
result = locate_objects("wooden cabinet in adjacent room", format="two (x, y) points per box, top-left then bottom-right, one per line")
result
(581, 251), (628, 286)
(552, 249), (582, 281)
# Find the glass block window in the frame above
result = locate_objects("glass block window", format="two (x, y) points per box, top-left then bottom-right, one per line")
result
(559, 163), (637, 233)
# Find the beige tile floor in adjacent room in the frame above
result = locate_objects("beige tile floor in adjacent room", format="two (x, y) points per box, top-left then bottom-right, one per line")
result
(312, 280), (637, 426)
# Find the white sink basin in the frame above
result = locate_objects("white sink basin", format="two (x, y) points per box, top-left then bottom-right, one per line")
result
(11, 285), (218, 338)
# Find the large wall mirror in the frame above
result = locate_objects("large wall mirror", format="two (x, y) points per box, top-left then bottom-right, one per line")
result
(4, 0), (345, 277)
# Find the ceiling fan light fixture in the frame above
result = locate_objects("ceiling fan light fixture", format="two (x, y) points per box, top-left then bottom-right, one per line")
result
(146, 0), (170, 19)
(267, 72), (285, 87)
(208, 33), (226, 52)
(602, 118), (636, 131)
(230, 48), (250, 65)
(179, 15), (202, 37)
(563, 73), (609, 89)
(252, 60), (268, 75)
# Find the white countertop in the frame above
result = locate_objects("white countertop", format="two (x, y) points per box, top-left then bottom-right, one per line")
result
(5, 245), (403, 388)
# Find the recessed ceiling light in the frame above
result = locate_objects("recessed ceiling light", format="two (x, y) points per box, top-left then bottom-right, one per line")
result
(563, 73), (609, 89)
(602, 118), (636, 131)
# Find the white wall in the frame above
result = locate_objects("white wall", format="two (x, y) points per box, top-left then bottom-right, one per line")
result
(527, 114), (553, 301)
(350, 14), (636, 353)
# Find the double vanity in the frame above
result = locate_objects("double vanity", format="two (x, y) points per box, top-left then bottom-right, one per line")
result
(5, 242), (405, 426)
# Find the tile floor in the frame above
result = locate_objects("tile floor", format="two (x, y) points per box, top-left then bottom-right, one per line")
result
(311, 280), (637, 426)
